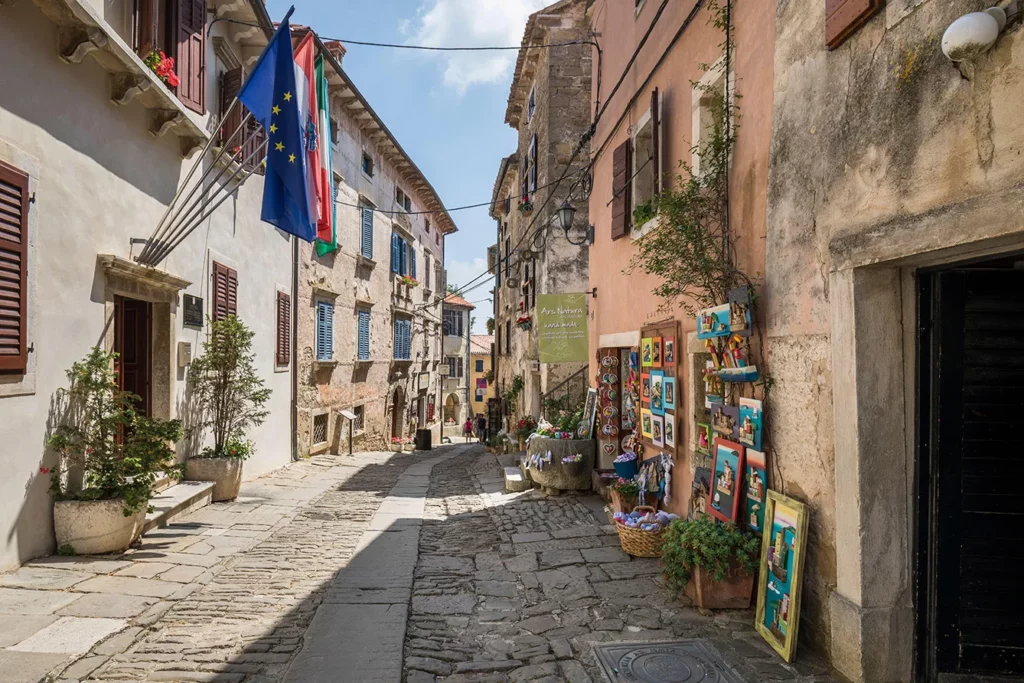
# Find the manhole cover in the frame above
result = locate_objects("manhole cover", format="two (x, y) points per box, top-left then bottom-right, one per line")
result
(593, 640), (746, 683)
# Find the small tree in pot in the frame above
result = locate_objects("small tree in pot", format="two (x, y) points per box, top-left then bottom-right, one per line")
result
(661, 515), (760, 611)
(186, 316), (270, 501)
(47, 347), (183, 554)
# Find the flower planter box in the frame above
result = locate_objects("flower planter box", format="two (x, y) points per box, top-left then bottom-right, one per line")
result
(525, 437), (596, 493)
(186, 457), (243, 502)
(53, 499), (145, 555)
(684, 564), (755, 610)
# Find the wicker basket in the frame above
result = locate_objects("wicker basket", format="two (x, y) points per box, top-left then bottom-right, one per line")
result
(614, 505), (666, 558)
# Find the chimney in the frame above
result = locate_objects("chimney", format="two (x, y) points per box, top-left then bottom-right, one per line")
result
(323, 40), (346, 66)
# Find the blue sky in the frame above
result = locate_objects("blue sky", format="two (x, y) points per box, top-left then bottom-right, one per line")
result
(266, 0), (552, 333)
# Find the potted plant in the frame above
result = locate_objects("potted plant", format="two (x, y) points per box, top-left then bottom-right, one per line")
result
(185, 316), (271, 502)
(515, 315), (532, 331)
(143, 50), (180, 87)
(46, 347), (183, 555)
(390, 437), (404, 453)
(398, 274), (419, 288)
(518, 198), (534, 214)
(514, 415), (537, 449)
(608, 477), (640, 513)
(661, 515), (761, 610)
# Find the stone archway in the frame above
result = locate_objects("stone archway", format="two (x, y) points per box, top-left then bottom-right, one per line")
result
(443, 392), (460, 426)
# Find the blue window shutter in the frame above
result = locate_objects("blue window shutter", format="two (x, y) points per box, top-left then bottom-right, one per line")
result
(391, 234), (400, 273)
(393, 319), (400, 359)
(403, 319), (412, 359)
(398, 237), (408, 276)
(361, 208), (373, 259)
(316, 301), (334, 361)
(411, 247), (417, 279)
(325, 303), (334, 359)
(357, 310), (370, 361)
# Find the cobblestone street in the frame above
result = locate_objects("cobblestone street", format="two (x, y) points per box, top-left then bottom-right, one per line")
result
(0, 445), (837, 682)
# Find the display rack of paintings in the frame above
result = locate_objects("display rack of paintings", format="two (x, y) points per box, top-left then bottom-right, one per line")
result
(708, 438), (745, 523)
(639, 320), (680, 459)
(596, 348), (622, 467)
(755, 491), (809, 662)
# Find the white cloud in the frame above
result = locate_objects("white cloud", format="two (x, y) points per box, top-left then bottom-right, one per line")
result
(408, 0), (550, 93)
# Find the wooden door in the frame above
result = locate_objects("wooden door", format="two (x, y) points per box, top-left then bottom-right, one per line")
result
(918, 267), (1024, 679)
(115, 296), (152, 417)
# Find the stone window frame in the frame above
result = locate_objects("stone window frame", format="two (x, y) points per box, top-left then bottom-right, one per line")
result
(629, 96), (661, 241)
(0, 142), (39, 398)
(690, 55), (735, 178)
(527, 84), (536, 123)
(308, 406), (331, 454)
(352, 404), (365, 434)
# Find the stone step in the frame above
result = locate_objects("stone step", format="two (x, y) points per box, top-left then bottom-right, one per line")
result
(151, 471), (174, 494)
(504, 466), (532, 493)
(143, 480), (215, 534)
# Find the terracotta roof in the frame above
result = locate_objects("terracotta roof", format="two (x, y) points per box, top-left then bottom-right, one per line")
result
(443, 293), (475, 309)
(470, 335), (494, 354)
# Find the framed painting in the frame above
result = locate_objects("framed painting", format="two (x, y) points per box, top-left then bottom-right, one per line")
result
(579, 388), (598, 439)
(663, 377), (676, 410)
(664, 412), (676, 447)
(738, 397), (763, 451)
(640, 408), (653, 439)
(689, 467), (712, 519)
(641, 338), (654, 367)
(729, 285), (752, 337)
(650, 370), (664, 416)
(696, 304), (731, 339)
(651, 337), (663, 367)
(641, 373), (651, 405)
(710, 402), (740, 440)
(745, 449), (767, 532)
(651, 414), (664, 447)
(755, 491), (809, 663)
(708, 438), (745, 524)
(696, 422), (712, 454)
(663, 337), (676, 367)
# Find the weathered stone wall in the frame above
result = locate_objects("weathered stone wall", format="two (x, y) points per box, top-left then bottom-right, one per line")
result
(768, 0), (1024, 678)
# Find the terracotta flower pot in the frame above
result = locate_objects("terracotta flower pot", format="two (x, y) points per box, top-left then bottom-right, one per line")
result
(610, 489), (638, 513)
(684, 564), (755, 610)
(53, 499), (145, 555)
(186, 457), (243, 502)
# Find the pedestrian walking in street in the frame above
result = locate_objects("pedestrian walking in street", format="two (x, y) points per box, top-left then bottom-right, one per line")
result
(476, 415), (487, 443)
(463, 417), (473, 442)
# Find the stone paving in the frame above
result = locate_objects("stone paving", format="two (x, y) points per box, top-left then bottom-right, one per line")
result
(402, 451), (839, 683)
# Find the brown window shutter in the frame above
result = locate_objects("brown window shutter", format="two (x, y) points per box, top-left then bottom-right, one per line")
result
(0, 161), (28, 373)
(176, 0), (207, 114)
(219, 67), (244, 147)
(611, 139), (632, 240)
(136, 0), (160, 55)
(826, 0), (880, 50)
(651, 87), (660, 193)
(276, 291), (290, 366)
(211, 261), (237, 321)
(226, 265), (238, 317)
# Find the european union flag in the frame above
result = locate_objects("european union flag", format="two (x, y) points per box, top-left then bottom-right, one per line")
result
(238, 13), (316, 242)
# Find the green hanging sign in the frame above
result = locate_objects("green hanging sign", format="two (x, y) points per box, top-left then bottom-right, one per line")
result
(537, 293), (589, 363)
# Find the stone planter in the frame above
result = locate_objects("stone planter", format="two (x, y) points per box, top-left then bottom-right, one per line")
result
(186, 457), (243, 502)
(525, 437), (596, 493)
(684, 564), (755, 610)
(53, 499), (145, 555)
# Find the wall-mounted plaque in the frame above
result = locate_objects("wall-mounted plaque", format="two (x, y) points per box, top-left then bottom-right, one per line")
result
(183, 295), (203, 328)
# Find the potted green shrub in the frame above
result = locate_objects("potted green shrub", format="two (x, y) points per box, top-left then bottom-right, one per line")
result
(661, 515), (761, 610)
(185, 316), (270, 502)
(47, 347), (183, 554)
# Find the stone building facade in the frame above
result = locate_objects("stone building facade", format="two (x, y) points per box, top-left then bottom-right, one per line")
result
(767, 0), (1024, 680)
(489, 0), (592, 419)
(440, 293), (473, 437)
(295, 36), (455, 457)
(469, 334), (495, 420)
(0, 0), (292, 570)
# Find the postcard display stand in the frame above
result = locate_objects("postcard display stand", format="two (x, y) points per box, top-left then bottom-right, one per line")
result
(596, 348), (625, 469)
(638, 319), (680, 458)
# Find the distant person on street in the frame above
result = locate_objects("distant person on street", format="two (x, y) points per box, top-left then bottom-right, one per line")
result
(463, 418), (473, 442)
(476, 415), (486, 443)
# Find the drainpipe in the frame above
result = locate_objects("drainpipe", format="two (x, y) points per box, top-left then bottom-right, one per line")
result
(290, 234), (299, 461)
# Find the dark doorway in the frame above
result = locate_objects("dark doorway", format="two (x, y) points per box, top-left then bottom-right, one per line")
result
(917, 258), (1024, 680)
(115, 296), (152, 417)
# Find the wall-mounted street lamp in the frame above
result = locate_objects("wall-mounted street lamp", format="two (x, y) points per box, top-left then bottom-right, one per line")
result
(941, 3), (1019, 78)
(556, 200), (593, 246)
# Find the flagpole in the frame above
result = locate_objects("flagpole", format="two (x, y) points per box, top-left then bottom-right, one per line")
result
(147, 141), (269, 267)
(139, 114), (257, 265)
(138, 107), (253, 264)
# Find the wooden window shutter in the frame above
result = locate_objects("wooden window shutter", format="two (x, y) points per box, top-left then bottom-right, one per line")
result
(316, 301), (334, 361)
(176, 0), (207, 114)
(0, 162), (28, 373)
(651, 87), (660, 193)
(219, 67), (244, 146)
(611, 139), (632, 240)
(276, 291), (290, 366)
(826, 0), (881, 50)
(136, 0), (160, 55)
(360, 207), (373, 259)
(212, 261), (237, 321)
(357, 310), (370, 360)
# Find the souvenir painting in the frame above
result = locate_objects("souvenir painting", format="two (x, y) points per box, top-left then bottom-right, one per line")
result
(664, 412), (676, 447)
(696, 304), (731, 339)
(664, 337), (676, 367)
(641, 409), (653, 439)
(696, 422), (712, 454)
(650, 370), (664, 416)
(746, 449), (767, 532)
(651, 414), (664, 447)
(641, 338), (654, 367)
(710, 402), (740, 439)
(738, 397), (763, 451)
(704, 362), (724, 407)
(756, 492), (809, 663)
(641, 373), (651, 405)
(689, 467), (712, 519)
(579, 388), (598, 439)
(663, 377), (676, 410)
(729, 286), (752, 337)
(708, 438), (745, 524)
(629, 350), (639, 370)
(651, 337), (663, 367)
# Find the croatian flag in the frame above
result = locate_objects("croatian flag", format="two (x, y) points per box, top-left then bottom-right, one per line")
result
(292, 32), (323, 235)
